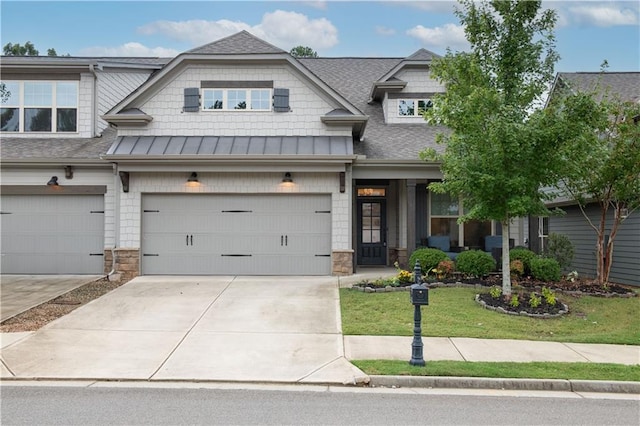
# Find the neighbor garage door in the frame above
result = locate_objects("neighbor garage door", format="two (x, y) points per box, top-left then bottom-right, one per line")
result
(141, 194), (331, 275)
(0, 195), (105, 274)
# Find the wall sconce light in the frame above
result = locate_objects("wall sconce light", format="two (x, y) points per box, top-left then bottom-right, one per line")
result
(187, 172), (199, 186)
(282, 172), (293, 184)
(119, 171), (130, 193)
(339, 172), (346, 193)
(47, 176), (59, 186)
(64, 165), (73, 179)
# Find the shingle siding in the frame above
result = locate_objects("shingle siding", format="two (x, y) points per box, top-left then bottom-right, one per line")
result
(97, 70), (154, 133)
(549, 204), (639, 286)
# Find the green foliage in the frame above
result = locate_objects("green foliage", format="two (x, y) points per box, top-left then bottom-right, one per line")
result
(3, 41), (39, 56)
(509, 294), (520, 308)
(510, 259), (524, 277)
(455, 250), (495, 277)
(542, 287), (557, 305)
(409, 248), (450, 273)
(510, 248), (537, 275)
(436, 260), (455, 278)
(289, 45), (318, 58)
(489, 285), (502, 299)
(422, 0), (561, 296)
(543, 233), (574, 270)
(529, 292), (541, 308)
(530, 257), (561, 282)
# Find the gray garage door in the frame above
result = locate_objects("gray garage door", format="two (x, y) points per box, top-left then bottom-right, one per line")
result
(0, 195), (105, 274)
(141, 194), (332, 275)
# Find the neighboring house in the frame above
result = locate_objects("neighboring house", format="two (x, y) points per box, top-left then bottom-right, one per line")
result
(0, 31), (524, 279)
(533, 72), (640, 286)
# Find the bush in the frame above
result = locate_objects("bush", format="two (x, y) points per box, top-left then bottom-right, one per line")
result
(455, 250), (496, 277)
(530, 257), (561, 282)
(510, 260), (524, 277)
(409, 248), (450, 273)
(510, 248), (537, 275)
(543, 233), (575, 270)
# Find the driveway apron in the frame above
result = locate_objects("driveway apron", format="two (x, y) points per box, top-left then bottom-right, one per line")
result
(0, 276), (365, 384)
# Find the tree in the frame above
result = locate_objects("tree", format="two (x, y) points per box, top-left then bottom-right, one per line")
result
(3, 41), (39, 56)
(422, 0), (561, 295)
(550, 86), (640, 285)
(290, 46), (318, 58)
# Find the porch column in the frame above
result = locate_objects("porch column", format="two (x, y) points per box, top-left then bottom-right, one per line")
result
(406, 179), (417, 255)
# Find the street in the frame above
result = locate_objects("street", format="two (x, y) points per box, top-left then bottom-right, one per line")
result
(1, 383), (638, 425)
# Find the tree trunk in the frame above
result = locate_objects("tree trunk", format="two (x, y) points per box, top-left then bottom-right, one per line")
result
(595, 201), (608, 286)
(501, 221), (511, 295)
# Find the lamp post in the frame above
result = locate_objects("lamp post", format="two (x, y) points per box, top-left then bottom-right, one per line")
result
(409, 260), (428, 366)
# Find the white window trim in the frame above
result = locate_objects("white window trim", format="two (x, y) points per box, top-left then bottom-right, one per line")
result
(397, 98), (433, 117)
(1, 80), (79, 133)
(428, 192), (496, 248)
(201, 88), (272, 112)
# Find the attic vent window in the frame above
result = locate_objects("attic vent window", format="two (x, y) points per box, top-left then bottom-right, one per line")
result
(398, 99), (433, 117)
(202, 88), (272, 111)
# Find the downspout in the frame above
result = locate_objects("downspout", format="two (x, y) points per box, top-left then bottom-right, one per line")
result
(107, 162), (120, 279)
(89, 63), (98, 137)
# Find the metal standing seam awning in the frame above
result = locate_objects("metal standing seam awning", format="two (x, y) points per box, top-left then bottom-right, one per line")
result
(102, 135), (356, 171)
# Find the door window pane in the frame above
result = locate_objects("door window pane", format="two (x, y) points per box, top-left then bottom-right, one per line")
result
(371, 230), (381, 243)
(25, 108), (52, 131)
(1, 108), (19, 131)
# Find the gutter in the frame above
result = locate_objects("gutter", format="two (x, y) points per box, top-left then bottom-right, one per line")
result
(89, 63), (98, 137)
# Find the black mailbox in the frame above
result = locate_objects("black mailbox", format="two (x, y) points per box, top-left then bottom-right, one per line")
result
(410, 283), (429, 305)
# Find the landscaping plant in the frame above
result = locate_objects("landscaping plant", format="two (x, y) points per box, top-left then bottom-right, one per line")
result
(530, 257), (562, 282)
(509, 248), (537, 275)
(543, 233), (574, 270)
(455, 250), (495, 278)
(409, 248), (450, 273)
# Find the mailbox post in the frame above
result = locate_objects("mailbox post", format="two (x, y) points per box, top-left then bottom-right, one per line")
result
(409, 260), (428, 366)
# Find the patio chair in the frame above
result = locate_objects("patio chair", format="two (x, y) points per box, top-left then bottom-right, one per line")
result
(427, 235), (459, 261)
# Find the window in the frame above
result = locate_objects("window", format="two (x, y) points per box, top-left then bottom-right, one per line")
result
(398, 98), (433, 117)
(428, 191), (492, 249)
(202, 88), (271, 111)
(0, 81), (78, 133)
(539, 217), (549, 251)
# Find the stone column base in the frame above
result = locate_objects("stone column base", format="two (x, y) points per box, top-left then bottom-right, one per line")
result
(113, 248), (140, 281)
(103, 249), (113, 275)
(390, 248), (408, 269)
(332, 249), (354, 276)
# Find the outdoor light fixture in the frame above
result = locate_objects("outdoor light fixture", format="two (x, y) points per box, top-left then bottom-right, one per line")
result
(47, 176), (59, 186)
(339, 172), (346, 193)
(187, 172), (199, 183)
(282, 172), (293, 184)
(64, 165), (73, 179)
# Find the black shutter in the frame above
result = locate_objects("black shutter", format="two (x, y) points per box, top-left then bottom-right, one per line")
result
(183, 87), (200, 112)
(273, 88), (290, 112)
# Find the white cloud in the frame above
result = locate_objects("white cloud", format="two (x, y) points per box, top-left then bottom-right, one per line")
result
(79, 42), (180, 57)
(304, 1), (328, 10)
(569, 5), (638, 27)
(376, 26), (396, 36)
(406, 23), (469, 51)
(386, 0), (456, 14)
(137, 10), (338, 52)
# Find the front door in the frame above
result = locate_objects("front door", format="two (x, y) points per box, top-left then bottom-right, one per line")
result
(357, 199), (387, 265)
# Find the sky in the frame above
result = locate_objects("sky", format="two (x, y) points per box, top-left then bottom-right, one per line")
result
(1, 1), (639, 72)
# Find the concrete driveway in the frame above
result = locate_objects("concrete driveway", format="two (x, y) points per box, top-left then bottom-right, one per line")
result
(0, 275), (103, 322)
(0, 276), (366, 384)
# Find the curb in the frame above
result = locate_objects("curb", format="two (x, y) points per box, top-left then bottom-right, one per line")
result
(368, 376), (640, 394)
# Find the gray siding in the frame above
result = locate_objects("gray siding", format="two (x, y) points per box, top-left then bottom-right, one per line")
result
(549, 204), (639, 286)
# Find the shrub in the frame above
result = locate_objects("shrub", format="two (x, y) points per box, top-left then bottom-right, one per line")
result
(530, 257), (561, 282)
(435, 260), (455, 278)
(510, 248), (537, 275)
(455, 250), (496, 277)
(509, 294), (520, 308)
(489, 285), (502, 299)
(542, 286), (557, 305)
(409, 248), (450, 273)
(543, 233), (575, 270)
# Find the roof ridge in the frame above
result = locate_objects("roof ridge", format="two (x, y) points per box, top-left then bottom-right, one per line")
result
(186, 30), (286, 55)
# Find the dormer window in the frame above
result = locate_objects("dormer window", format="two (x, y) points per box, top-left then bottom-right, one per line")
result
(398, 99), (433, 117)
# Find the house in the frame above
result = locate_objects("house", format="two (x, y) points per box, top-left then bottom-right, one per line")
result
(0, 31), (525, 279)
(533, 72), (640, 286)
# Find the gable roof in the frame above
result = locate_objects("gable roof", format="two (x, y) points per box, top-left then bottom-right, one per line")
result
(187, 30), (286, 55)
(555, 72), (640, 103)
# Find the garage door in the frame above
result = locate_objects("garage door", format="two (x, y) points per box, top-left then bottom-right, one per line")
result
(141, 194), (331, 275)
(0, 195), (105, 274)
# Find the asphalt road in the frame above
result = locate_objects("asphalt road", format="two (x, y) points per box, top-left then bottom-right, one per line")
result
(1, 384), (638, 425)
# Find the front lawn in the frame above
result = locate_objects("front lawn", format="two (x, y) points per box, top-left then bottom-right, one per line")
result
(340, 287), (640, 345)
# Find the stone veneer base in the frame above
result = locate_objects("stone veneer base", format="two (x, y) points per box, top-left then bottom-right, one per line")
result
(332, 249), (354, 276)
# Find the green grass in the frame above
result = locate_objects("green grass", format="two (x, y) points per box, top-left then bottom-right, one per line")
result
(340, 287), (640, 345)
(352, 360), (640, 381)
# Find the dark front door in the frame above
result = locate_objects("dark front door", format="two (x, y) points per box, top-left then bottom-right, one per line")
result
(357, 199), (387, 265)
